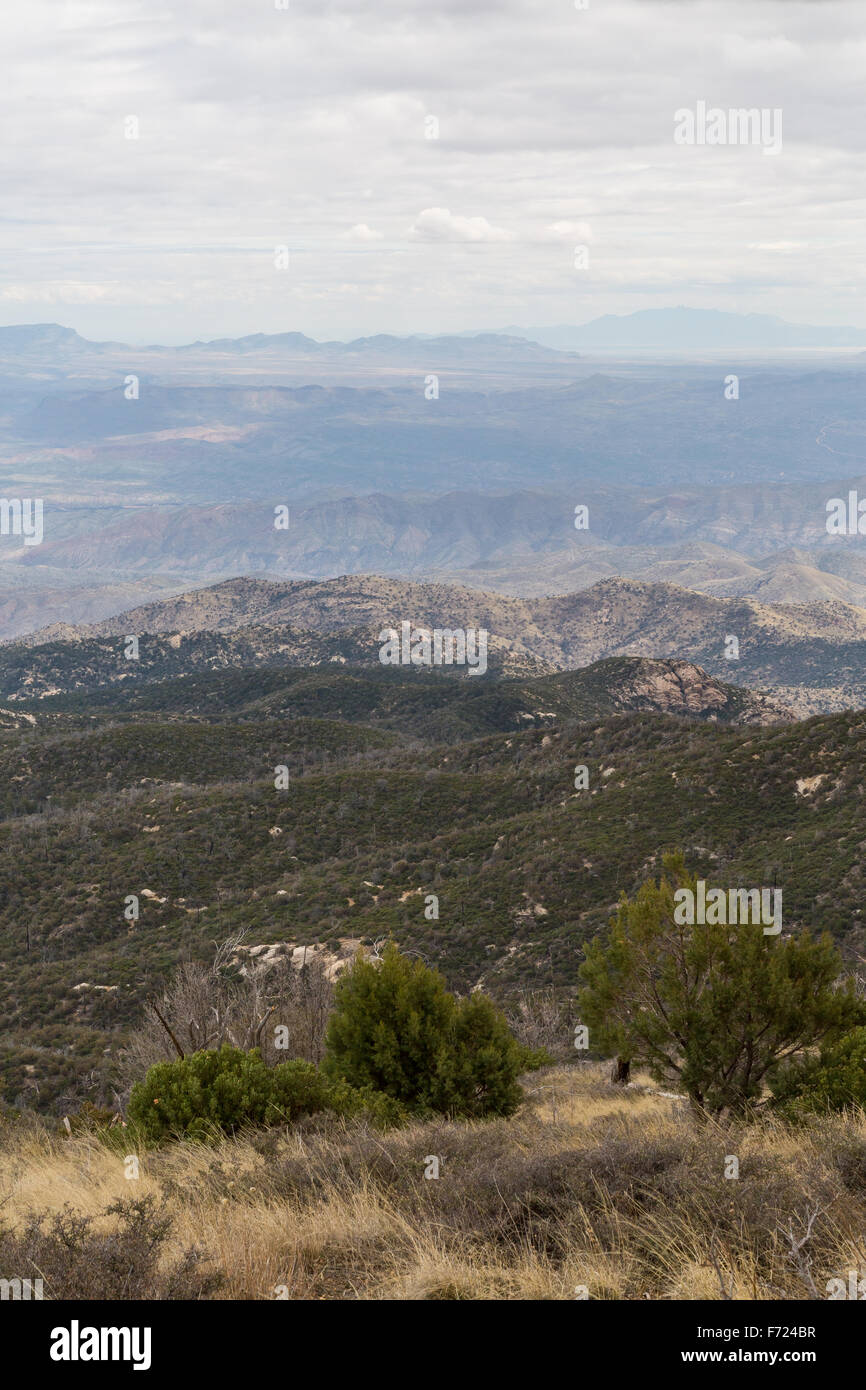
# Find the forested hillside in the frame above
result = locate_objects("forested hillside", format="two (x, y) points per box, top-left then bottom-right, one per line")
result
(0, 654), (862, 1112)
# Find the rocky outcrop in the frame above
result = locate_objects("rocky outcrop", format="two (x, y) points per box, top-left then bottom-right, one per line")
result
(602, 658), (794, 724)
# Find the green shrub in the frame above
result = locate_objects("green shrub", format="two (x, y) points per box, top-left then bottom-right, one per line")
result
(323, 943), (525, 1118)
(127, 1046), (408, 1142)
(129, 1047), (331, 1142)
(323, 943), (453, 1110)
(267, 1059), (334, 1121)
(324, 1079), (410, 1129)
(437, 993), (525, 1118)
(515, 1044), (554, 1072)
(770, 1028), (866, 1118)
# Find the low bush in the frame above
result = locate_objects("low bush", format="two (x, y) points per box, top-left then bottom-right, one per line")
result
(0, 1195), (221, 1300)
(127, 1045), (406, 1142)
(770, 1027), (866, 1118)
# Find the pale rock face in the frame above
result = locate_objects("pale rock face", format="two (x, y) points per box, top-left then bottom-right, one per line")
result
(796, 774), (827, 797)
(8, 573), (840, 715)
(231, 938), (366, 981)
(608, 659), (792, 725)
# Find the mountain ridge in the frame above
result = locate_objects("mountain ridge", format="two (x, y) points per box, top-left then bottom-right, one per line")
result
(0, 322), (579, 363)
(505, 306), (866, 350)
(6, 572), (864, 716)
(3, 309), (865, 354)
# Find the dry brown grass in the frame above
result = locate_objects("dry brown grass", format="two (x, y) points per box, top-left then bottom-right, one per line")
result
(2, 1065), (865, 1300)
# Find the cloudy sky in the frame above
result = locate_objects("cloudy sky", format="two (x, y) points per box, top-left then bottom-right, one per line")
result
(2, 0), (863, 343)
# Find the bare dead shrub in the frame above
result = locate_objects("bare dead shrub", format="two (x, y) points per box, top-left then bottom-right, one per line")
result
(506, 987), (575, 1061)
(117, 932), (334, 1100)
(0, 1195), (221, 1300)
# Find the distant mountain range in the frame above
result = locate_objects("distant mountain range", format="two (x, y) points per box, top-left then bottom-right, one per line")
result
(2, 481), (866, 643)
(0, 315), (863, 644)
(2, 308), (864, 357)
(505, 307), (866, 351)
(0, 322), (578, 366)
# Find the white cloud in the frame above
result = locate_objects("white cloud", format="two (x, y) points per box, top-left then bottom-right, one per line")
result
(1, 282), (118, 304)
(721, 33), (803, 73)
(746, 242), (806, 252)
(408, 208), (509, 243)
(543, 221), (594, 244)
(344, 224), (385, 242)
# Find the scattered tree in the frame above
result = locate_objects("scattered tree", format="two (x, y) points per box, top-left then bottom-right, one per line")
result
(578, 852), (861, 1118)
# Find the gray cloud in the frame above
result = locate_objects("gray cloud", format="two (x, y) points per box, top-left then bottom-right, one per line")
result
(0, 0), (863, 340)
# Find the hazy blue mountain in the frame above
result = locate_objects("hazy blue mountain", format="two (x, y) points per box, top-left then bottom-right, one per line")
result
(0, 323), (125, 355)
(0, 319), (864, 638)
(507, 307), (866, 351)
(0, 322), (577, 366)
(10, 367), (866, 495)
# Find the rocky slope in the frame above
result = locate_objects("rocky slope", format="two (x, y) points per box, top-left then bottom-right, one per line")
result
(13, 573), (863, 715)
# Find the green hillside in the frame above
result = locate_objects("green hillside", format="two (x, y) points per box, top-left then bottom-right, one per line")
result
(0, 658), (862, 1112)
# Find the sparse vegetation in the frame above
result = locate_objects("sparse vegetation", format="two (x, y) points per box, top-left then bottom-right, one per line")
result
(4, 1064), (866, 1300)
(4, 675), (866, 1113)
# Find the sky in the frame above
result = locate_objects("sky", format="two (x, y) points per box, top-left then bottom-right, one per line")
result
(1, 0), (864, 343)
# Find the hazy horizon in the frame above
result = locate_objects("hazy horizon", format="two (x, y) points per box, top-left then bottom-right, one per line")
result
(2, 302), (866, 351)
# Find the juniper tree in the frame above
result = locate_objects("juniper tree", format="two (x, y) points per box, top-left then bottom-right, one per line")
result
(578, 852), (861, 1118)
(323, 942), (524, 1117)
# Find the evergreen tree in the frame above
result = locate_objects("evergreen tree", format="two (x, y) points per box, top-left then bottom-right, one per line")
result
(578, 852), (861, 1117)
(324, 943), (524, 1117)
(438, 992), (524, 1117)
(770, 1026), (866, 1117)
